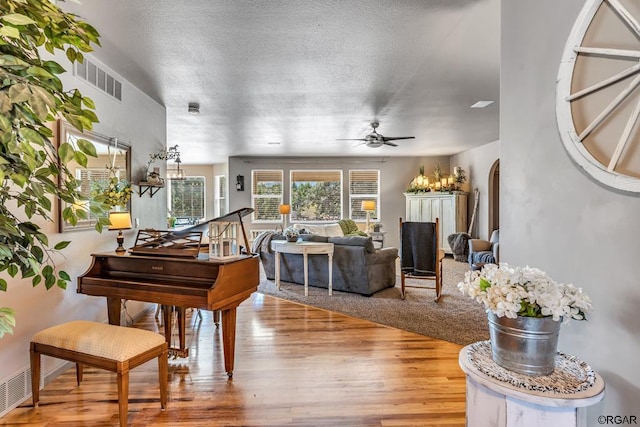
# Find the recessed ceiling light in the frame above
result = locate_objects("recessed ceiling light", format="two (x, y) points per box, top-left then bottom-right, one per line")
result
(267, 142), (281, 145)
(471, 101), (494, 108)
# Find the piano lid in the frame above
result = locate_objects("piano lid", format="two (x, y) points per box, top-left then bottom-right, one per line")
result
(172, 207), (253, 236)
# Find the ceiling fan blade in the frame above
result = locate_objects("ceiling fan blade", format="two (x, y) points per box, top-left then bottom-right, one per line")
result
(336, 138), (367, 141)
(383, 141), (398, 147)
(382, 136), (415, 141)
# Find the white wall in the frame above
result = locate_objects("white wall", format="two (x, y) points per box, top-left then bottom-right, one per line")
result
(451, 140), (499, 240)
(502, 1), (640, 422)
(0, 54), (166, 386)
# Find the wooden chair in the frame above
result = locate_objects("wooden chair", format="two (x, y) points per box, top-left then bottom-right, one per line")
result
(399, 217), (445, 302)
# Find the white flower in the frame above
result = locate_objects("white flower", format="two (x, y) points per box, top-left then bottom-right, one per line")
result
(457, 263), (592, 323)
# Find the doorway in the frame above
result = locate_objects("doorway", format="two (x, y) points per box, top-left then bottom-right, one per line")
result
(488, 159), (500, 236)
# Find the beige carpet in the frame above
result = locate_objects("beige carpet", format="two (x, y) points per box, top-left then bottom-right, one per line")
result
(257, 256), (490, 346)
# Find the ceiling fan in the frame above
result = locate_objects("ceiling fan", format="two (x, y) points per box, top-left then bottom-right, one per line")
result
(336, 121), (415, 148)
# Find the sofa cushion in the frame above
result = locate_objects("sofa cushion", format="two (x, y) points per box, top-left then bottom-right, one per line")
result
(328, 236), (375, 253)
(325, 223), (344, 237)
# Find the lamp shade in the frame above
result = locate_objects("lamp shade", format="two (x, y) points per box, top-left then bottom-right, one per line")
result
(279, 204), (291, 215)
(361, 200), (376, 211)
(108, 211), (132, 230)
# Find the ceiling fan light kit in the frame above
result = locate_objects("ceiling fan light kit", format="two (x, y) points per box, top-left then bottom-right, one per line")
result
(336, 121), (415, 148)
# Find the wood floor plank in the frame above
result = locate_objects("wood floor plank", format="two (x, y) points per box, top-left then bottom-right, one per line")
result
(1, 293), (466, 426)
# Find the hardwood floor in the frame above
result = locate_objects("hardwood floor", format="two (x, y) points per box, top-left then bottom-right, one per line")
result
(1, 294), (466, 426)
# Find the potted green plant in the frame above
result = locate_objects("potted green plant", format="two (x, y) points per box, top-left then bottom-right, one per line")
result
(0, 1), (105, 337)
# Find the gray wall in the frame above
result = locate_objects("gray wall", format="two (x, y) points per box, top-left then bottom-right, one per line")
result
(452, 140), (499, 240)
(503, 1), (640, 422)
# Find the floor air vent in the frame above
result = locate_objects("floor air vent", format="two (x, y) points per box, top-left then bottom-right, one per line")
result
(75, 59), (122, 101)
(0, 367), (33, 418)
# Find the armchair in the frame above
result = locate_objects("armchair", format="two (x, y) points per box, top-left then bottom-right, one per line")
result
(468, 229), (499, 269)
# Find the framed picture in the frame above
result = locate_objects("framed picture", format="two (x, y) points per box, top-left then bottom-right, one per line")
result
(57, 120), (132, 232)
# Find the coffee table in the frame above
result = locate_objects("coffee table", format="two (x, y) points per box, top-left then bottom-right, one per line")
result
(271, 241), (334, 296)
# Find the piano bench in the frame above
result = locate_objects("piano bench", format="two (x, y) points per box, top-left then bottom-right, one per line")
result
(30, 320), (168, 427)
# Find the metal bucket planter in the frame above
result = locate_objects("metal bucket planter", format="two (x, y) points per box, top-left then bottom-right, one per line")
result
(487, 312), (561, 376)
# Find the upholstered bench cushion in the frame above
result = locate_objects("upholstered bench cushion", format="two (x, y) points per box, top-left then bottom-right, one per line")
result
(31, 321), (165, 362)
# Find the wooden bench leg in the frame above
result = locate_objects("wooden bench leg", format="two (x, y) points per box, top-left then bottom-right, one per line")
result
(117, 363), (130, 427)
(159, 348), (168, 409)
(30, 348), (40, 408)
(76, 362), (83, 386)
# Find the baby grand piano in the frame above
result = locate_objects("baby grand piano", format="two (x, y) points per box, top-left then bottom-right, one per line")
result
(78, 208), (259, 378)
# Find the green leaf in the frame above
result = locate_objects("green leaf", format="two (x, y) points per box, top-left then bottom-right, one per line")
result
(54, 241), (71, 250)
(0, 278), (6, 292)
(0, 26), (20, 39)
(479, 277), (492, 292)
(74, 150), (88, 168)
(66, 47), (77, 63)
(44, 273), (55, 290)
(20, 127), (45, 146)
(58, 142), (75, 164)
(8, 83), (31, 103)
(59, 271), (71, 281)
(7, 265), (18, 278)
(82, 97), (96, 109)
(31, 246), (44, 263)
(2, 13), (37, 26)
(32, 276), (42, 287)
(77, 138), (97, 157)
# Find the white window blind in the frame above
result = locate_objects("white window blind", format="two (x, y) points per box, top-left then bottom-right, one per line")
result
(252, 170), (283, 222)
(349, 170), (380, 221)
(169, 177), (205, 220)
(290, 170), (342, 222)
(214, 175), (227, 217)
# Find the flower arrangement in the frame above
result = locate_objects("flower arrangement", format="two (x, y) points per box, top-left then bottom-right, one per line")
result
(457, 263), (591, 322)
(283, 226), (299, 240)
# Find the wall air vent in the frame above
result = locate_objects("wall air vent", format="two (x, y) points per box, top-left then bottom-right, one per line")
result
(75, 59), (122, 102)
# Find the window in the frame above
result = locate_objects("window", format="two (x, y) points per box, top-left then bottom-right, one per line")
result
(290, 170), (342, 222)
(214, 175), (227, 217)
(168, 177), (205, 222)
(252, 170), (283, 222)
(349, 170), (380, 221)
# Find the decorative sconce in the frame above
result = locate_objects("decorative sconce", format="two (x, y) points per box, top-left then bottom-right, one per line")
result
(236, 175), (244, 191)
(108, 211), (132, 254)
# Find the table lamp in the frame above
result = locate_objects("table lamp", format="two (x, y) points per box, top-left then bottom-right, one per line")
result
(108, 211), (132, 253)
(279, 204), (291, 230)
(361, 200), (376, 233)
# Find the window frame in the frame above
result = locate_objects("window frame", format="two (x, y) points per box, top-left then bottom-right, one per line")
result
(167, 176), (206, 222)
(290, 169), (343, 223)
(251, 169), (284, 223)
(349, 169), (380, 222)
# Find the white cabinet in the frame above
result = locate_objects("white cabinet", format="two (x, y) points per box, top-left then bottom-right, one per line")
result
(404, 192), (467, 253)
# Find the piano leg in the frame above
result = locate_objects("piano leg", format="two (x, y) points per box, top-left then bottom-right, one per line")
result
(221, 308), (237, 378)
(107, 297), (121, 326)
(161, 305), (189, 358)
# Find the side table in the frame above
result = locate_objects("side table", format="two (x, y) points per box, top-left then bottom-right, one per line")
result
(459, 341), (605, 427)
(369, 231), (386, 248)
(271, 241), (334, 296)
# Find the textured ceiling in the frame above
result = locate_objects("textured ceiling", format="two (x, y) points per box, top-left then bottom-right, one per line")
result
(61, 0), (500, 164)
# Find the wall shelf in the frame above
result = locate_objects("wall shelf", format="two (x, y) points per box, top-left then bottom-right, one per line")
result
(137, 182), (165, 198)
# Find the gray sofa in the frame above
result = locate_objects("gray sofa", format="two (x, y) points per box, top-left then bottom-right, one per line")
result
(254, 232), (398, 296)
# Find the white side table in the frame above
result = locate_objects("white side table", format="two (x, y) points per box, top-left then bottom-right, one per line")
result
(271, 241), (334, 296)
(459, 341), (605, 427)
